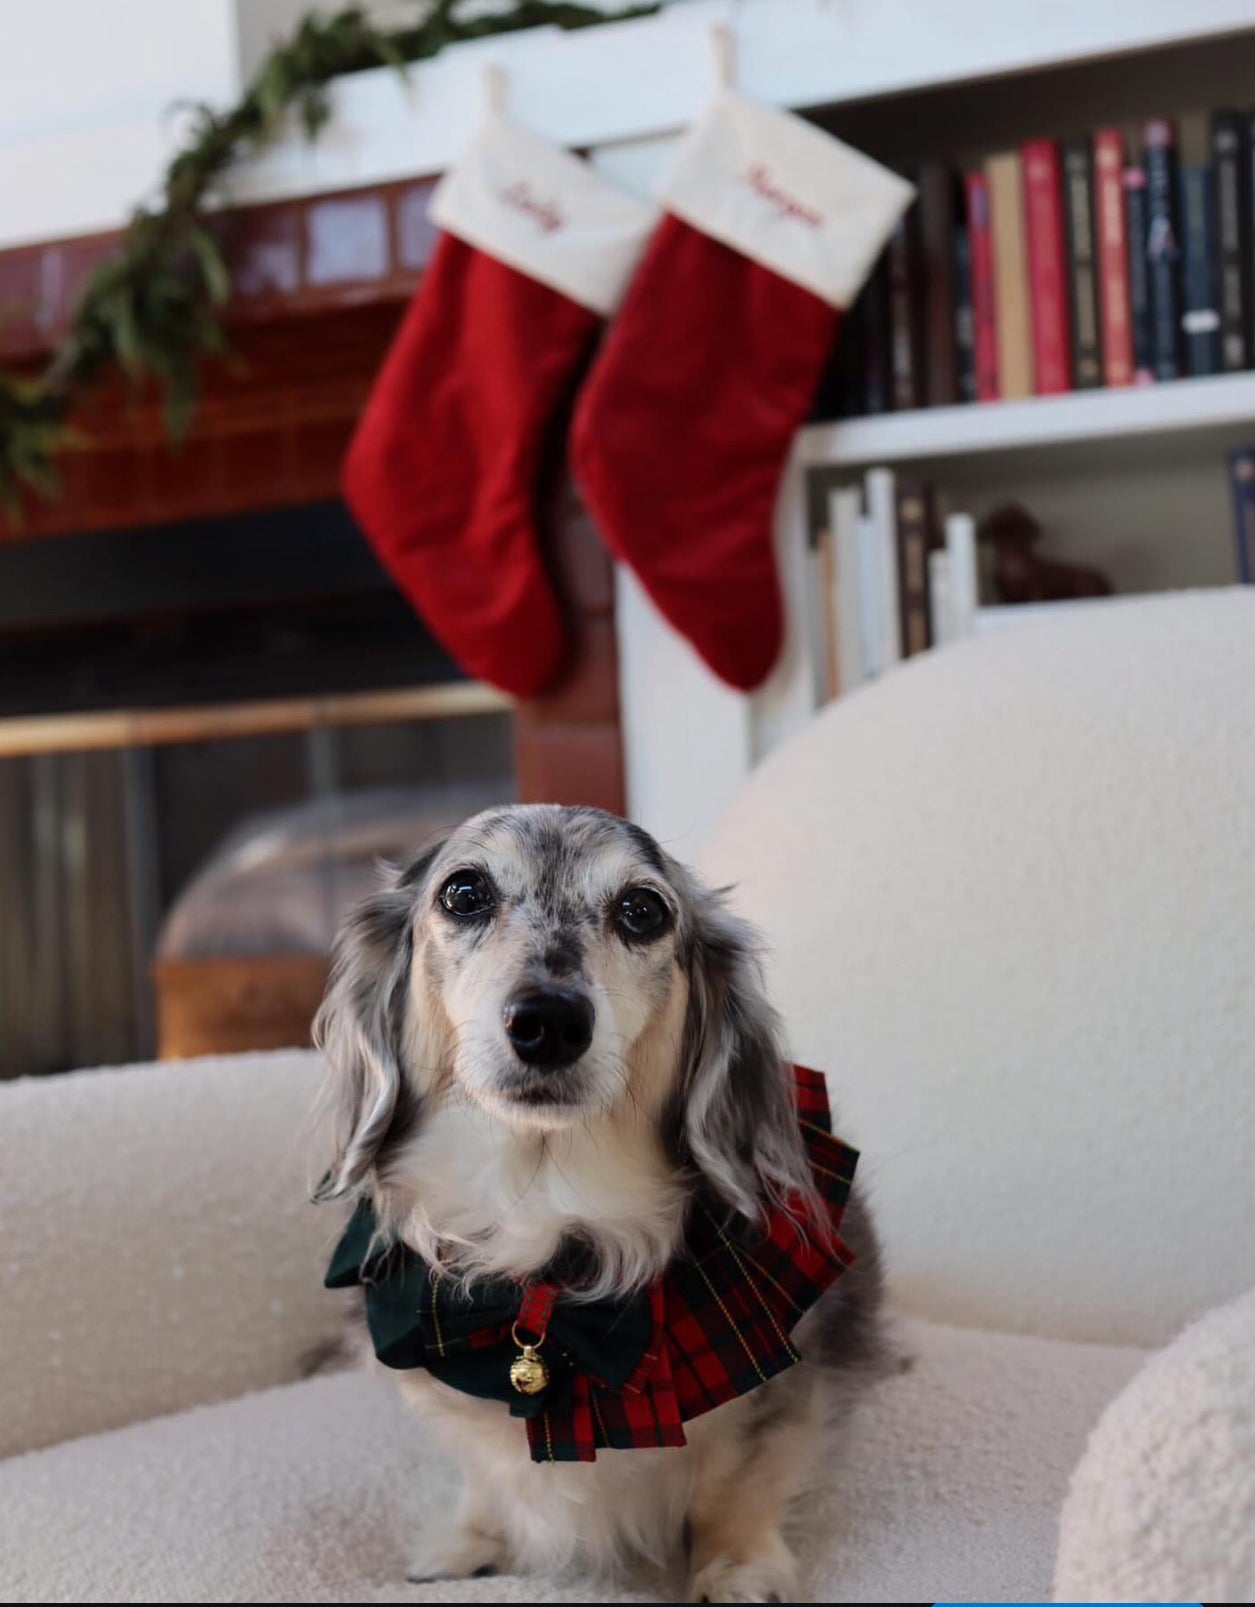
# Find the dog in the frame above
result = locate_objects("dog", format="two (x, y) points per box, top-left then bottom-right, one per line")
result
(312, 803), (884, 1603)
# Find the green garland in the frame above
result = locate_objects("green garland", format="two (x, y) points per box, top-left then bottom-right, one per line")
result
(0, 0), (655, 514)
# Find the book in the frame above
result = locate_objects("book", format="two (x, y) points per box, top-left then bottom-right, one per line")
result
(838, 300), (869, 418)
(856, 513), (885, 678)
(1211, 111), (1249, 372)
(895, 479), (934, 656)
(1178, 163), (1221, 376)
(1021, 139), (1072, 395)
(928, 549), (957, 646)
(807, 522), (836, 704)
(887, 206), (925, 410)
(863, 252), (893, 414)
(954, 207), (977, 404)
(809, 319), (853, 421)
(1248, 113), (1255, 368)
(986, 153), (1034, 399)
(1228, 446), (1255, 583)
(945, 512), (980, 637)
(1123, 137), (1155, 384)
(1093, 128), (1135, 387)
(809, 308), (855, 421)
(966, 170), (1000, 401)
(865, 467), (903, 669)
(1062, 137), (1102, 389)
(919, 164), (962, 406)
(1143, 119), (1183, 381)
(1177, 113), (1218, 377)
(829, 484), (868, 693)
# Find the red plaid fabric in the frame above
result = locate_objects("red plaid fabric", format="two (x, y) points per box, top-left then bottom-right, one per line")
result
(327, 1064), (859, 1463)
(523, 1064), (858, 1462)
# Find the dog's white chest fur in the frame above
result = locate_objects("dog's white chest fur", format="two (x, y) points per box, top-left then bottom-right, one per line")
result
(399, 1369), (701, 1578)
(390, 1096), (687, 1295)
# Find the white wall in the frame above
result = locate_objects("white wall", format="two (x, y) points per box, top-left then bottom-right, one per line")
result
(0, 1), (238, 145)
(0, 0), (240, 247)
(0, 0), (704, 140)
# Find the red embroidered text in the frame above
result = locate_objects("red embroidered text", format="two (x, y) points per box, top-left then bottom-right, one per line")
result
(747, 164), (823, 228)
(502, 182), (563, 233)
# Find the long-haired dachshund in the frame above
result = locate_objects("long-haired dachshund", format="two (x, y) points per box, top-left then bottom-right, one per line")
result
(313, 804), (883, 1603)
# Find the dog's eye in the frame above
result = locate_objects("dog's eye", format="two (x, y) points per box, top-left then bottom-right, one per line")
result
(615, 886), (669, 941)
(440, 870), (495, 917)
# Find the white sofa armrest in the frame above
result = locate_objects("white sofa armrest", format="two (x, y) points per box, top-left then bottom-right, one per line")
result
(1054, 1286), (1255, 1603)
(0, 1051), (341, 1460)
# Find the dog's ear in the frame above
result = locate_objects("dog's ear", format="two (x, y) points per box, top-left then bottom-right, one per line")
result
(674, 892), (818, 1231)
(310, 843), (443, 1202)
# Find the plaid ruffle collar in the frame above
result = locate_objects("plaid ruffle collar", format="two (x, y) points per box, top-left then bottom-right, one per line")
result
(325, 1064), (858, 1463)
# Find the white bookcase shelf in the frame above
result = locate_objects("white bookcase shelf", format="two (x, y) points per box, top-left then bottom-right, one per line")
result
(797, 372), (1255, 470)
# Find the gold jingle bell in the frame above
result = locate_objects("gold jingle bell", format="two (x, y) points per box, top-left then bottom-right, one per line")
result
(509, 1322), (549, 1396)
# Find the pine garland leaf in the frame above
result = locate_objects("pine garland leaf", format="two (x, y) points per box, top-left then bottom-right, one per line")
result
(0, 0), (660, 508)
(188, 226), (232, 307)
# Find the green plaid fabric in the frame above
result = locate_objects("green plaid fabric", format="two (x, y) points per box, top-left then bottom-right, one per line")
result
(326, 1064), (858, 1462)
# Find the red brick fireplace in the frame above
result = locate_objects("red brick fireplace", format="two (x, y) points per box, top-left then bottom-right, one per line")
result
(0, 175), (623, 810)
(0, 176), (624, 1068)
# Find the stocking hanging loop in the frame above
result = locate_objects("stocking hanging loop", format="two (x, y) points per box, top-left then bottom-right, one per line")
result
(483, 62), (508, 115)
(710, 23), (735, 91)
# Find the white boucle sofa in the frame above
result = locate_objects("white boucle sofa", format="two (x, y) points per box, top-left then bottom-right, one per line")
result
(2, 588), (1253, 1604)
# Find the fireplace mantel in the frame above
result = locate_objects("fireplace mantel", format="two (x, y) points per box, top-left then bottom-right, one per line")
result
(2, 0), (1241, 254)
(0, 210), (623, 816)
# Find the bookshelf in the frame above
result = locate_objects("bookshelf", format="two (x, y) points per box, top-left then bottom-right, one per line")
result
(796, 371), (1255, 470)
(601, 6), (1255, 856)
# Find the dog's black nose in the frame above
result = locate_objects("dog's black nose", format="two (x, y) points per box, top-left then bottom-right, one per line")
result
(504, 988), (594, 1069)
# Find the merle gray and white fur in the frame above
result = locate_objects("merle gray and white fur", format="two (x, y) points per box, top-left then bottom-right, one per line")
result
(312, 804), (884, 1603)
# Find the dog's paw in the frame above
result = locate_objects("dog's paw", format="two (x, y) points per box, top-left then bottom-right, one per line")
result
(688, 1550), (800, 1604)
(406, 1526), (513, 1584)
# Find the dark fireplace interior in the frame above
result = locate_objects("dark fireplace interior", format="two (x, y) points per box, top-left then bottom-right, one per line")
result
(0, 197), (623, 1083)
(0, 499), (459, 717)
(0, 500), (520, 1079)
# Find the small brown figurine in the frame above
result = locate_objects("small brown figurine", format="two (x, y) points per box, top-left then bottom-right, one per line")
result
(978, 502), (1113, 604)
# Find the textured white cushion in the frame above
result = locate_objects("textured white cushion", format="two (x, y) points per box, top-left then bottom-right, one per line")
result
(1054, 1287), (1255, 1604)
(0, 1051), (338, 1460)
(0, 1317), (1142, 1605)
(701, 589), (1255, 1346)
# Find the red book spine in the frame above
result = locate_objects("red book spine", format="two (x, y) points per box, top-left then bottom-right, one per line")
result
(1093, 128), (1134, 387)
(1021, 139), (1072, 395)
(965, 171), (999, 401)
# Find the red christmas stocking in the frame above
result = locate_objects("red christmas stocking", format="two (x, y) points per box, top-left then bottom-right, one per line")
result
(343, 111), (653, 697)
(571, 96), (912, 691)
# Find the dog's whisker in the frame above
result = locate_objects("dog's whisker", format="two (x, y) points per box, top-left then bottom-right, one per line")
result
(514, 1138), (550, 1205)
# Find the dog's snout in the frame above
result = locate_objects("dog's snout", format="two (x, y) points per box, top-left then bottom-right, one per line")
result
(504, 988), (594, 1069)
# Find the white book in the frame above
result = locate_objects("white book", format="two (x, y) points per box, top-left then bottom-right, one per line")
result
(864, 467), (903, 670)
(855, 512), (884, 679)
(828, 484), (866, 695)
(945, 511), (979, 638)
(928, 549), (958, 647)
(804, 528), (833, 707)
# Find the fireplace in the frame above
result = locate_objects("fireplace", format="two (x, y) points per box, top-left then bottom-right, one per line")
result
(0, 183), (624, 1079)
